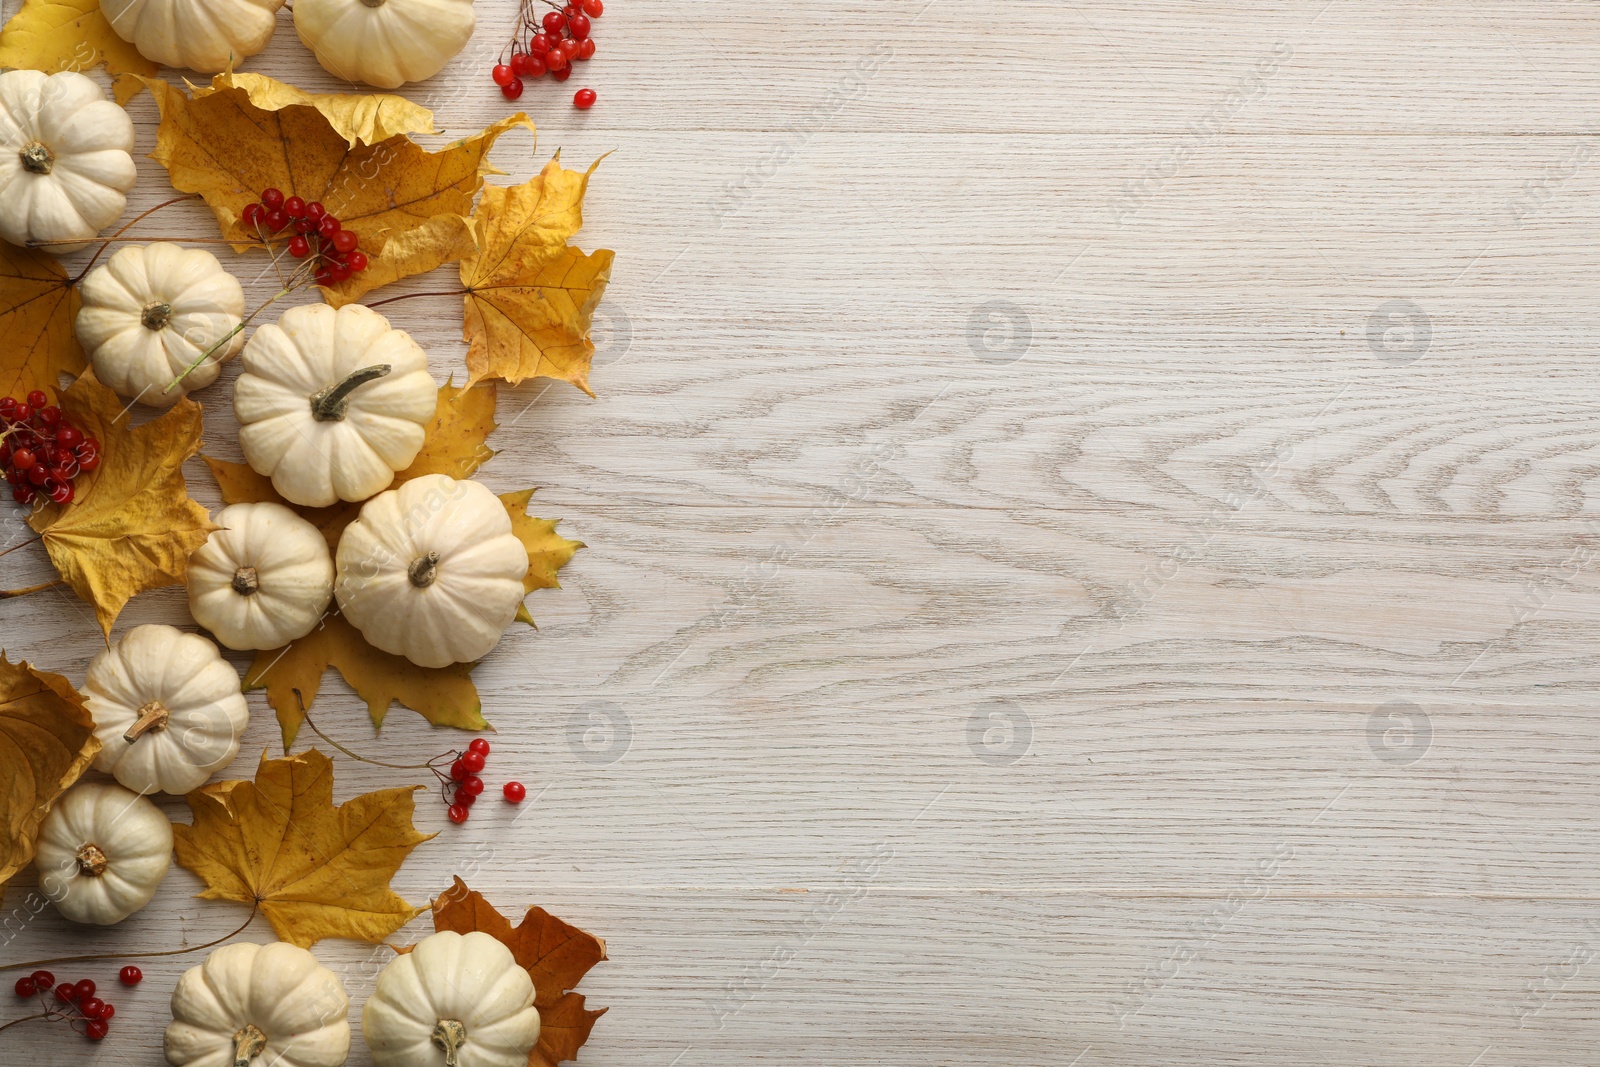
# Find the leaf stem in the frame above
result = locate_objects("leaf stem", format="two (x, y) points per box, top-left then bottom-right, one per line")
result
(162, 273), (309, 396)
(0, 580), (65, 599)
(299, 704), (452, 774)
(66, 194), (202, 283)
(0, 904), (259, 973)
(0, 537), (40, 559)
(363, 289), (467, 310)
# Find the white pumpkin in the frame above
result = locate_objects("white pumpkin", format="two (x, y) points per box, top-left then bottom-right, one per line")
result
(335, 475), (528, 668)
(101, 0), (286, 74)
(364, 931), (540, 1067)
(35, 781), (171, 925)
(294, 0), (476, 89)
(0, 70), (136, 252)
(235, 303), (437, 508)
(189, 502), (335, 650)
(166, 941), (351, 1067)
(83, 624), (249, 796)
(76, 243), (246, 408)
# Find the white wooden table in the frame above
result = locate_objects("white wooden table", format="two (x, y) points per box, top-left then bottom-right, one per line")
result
(5, 1), (1600, 1063)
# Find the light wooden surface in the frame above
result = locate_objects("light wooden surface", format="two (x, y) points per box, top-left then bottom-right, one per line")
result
(5, 0), (1600, 1063)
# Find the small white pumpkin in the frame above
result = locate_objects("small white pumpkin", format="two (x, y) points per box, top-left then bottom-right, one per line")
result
(35, 781), (171, 925)
(83, 624), (249, 796)
(189, 502), (335, 650)
(76, 243), (246, 407)
(294, 0), (476, 89)
(0, 70), (136, 252)
(101, 0), (286, 74)
(335, 475), (528, 668)
(235, 303), (437, 508)
(166, 941), (351, 1067)
(364, 930), (540, 1067)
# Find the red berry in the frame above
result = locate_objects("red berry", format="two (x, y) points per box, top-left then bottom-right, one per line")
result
(118, 966), (141, 986)
(450, 758), (470, 781)
(76, 447), (100, 471)
(24, 390), (46, 409)
(315, 269), (335, 287)
(0, 396), (16, 416)
(458, 790), (477, 807)
(460, 750), (486, 774)
(318, 216), (341, 238)
(47, 479), (71, 506)
(85, 1019), (108, 1041)
(12, 485), (33, 505)
(576, 38), (595, 60)
(306, 201), (326, 220)
(332, 229), (359, 254)
(81, 997), (105, 1019)
(460, 774), (485, 797)
(265, 208), (289, 232)
(546, 50), (569, 72)
(558, 38), (580, 61)
(574, 88), (596, 109)
(73, 979), (95, 1001)
(283, 195), (306, 217)
(493, 62), (515, 85)
(13, 403), (31, 422)
(510, 51), (532, 75)
(295, 217), (318, 235)
(503, 781), (527, 802)
(12, 448), (35, 470)
(288, 235), (311, 258)
(447, 803), (470, 823)
(54, 983), (74, 1003)
(529, 33), (553, 54)
(347, 250), (369, 272)
(568, 13), (590, 38)
(261, 187), (284, 208)
(35, 405), (59, 427)
(523, 54), (548, 77)
(583, 0), (602, 15)
(551, 64), (573, 81)
(467, 738), (491, 757)
(54, 425), (81, 448)
(98, 1003), (115, 1020)
(330, 263), (353, 282)
(14, 977), (35, 998)
(501, 77), (524, 100)
(241, 203), (265, 228)
(27, 465), (49, 486)
(542, 11), (566, 34)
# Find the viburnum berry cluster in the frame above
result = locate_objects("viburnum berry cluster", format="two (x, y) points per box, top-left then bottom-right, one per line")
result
(1, 391), (100, 508)
(10, 969), (135, 1043)
(492, 0), (603, 107)
(446, 738), (527, 822)
(240, 187), (369, 287)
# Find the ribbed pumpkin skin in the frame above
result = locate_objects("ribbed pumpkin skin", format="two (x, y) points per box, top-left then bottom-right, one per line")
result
(165, 942), (351, 1067)
(36, 781), (171, 925)
(100, 0), (286, 73)
(294, 0), (476, 89)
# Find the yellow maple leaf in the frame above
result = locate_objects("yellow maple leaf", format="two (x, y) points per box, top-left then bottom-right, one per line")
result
(29, 369), (215, 635)
(201, 72), (437, 147)
(0, 655), (100, 890)
(462, 155), (615, 396)
(501, 489), (583, 627)
(0, 0), (157, 76)
(118, 72), (531, 300)
(0, 240), (84, 402)
(245, 611), (486, 750)
(173, 748), (433, 947)
(430, 877), (607, 1067)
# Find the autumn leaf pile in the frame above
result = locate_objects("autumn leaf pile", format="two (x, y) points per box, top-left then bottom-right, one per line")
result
(0, 18), (613, 1065)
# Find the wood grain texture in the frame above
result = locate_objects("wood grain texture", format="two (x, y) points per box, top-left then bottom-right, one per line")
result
(4, 0), (1600, 1064)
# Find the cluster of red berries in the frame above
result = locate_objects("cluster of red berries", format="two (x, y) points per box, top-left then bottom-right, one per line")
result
(1, 391), (100, 507)
(492, 0), (603, 108)
(240, 188), (369, 287)
(12, 967), (139, 1042)
(444, 738), (527, 823)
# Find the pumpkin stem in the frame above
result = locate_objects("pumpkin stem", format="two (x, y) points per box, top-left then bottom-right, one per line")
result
(140, 300), (173, 330)
(19, 141), (53, 175)
(124, 701), (171, 743)
(75, 844), (108, 878)
(430, 1019), (468, 1067)
(232, 566), (260, 596)
(360, 0), (386, 6)
(309, 364), (391, 422)
(407, 551), (441, 588)
(232, 1023), (268, 1067)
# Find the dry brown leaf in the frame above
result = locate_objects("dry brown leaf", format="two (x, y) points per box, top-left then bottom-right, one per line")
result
(0, 0), (157, 76)
(431, 876), (607, 1067)
(462, 155), (614, 395)
(244, 611), (486, 751)
(500, 490), (583, 627)
(173, 748), (433, 947)
(205, 379), (499, 548)
(0, 240), (84, 402)
(29, 369), (215, 634)
(205, 72), (437, 147)
(0, 655), (100, 890)
(118, 72), (530, 299)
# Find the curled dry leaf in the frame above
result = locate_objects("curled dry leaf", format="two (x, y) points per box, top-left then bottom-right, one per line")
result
(430, 876), (608, 1067)
(29, 369), (216, 635)
(0, 240), (84, 402)
(462, 155), (615, 396)
(117, 71), (532, 304)
(179, 71), (438, 147)
(0, 655), (100, 890)
(0, 0), (157, 76)
(173, 748), (433, 947)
